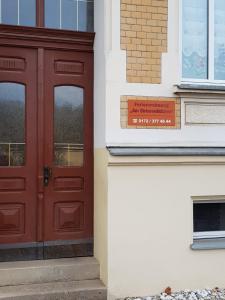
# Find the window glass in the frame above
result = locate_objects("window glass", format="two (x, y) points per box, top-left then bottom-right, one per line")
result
(0, 83), (25, 167)
(194, 203), (225, 232)
(61, 0), (77, 30)
(214, 0), (225, 80)
(54, 86), (84, 167)
(0, 0), (93, 31)
(44, 0), (60, 29)
(1, 0), (36, 26)
(78, 1), (94, 32)
(20, 0), (36, 26)
(44, 0), (94, 32)
(182, 0), (208, 79)
(1, 0), (18, 25)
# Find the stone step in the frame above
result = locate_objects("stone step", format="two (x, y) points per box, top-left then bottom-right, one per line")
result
(0, 279), (107, 300)
(0, 257), (99, 287)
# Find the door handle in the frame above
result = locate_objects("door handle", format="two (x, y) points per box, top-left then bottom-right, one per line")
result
(43, 166), (52, 186)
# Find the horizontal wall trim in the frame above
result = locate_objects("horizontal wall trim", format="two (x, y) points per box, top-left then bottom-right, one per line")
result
(107, 147), (225, 157)
(191, 238), (225, 250)
(108, 162), (225, 167)
(178, 84), (225, 91)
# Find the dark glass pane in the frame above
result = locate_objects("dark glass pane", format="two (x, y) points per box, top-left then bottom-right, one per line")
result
(54, 86), (84, 166)
(2, 0), (18, 25)
(0, 144), (9, 166)
(0, 83), (25, 167)
(78, 1), (94, 32)
(20, 0), (36, 26)
(10, 144), (25, 166)
(45, 0), (60, 29)
(194, 203), (225, 232)
(62, 0), (77, 30)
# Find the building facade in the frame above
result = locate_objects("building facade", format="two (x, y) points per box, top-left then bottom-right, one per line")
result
(95, 0), (225, 299)
(0, 0), (225, 299)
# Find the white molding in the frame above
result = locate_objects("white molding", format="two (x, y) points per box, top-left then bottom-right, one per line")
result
(194, 231), (225, 239)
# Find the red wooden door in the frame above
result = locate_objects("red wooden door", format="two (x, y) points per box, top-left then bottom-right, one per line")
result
(0, 46), (38, 245)
(0, 45), (93, 260)
(43, 50), (93, 246)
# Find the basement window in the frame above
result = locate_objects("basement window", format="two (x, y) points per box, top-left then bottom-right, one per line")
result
(193, 201), (225, 239)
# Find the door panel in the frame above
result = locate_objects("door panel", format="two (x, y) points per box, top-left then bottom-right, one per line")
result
(43, 50), (93, 242)
(0, 47), (37, 244)
(0, 46), (93, 260)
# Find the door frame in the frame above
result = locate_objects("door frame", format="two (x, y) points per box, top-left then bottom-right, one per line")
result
(0, 25), (95, 261)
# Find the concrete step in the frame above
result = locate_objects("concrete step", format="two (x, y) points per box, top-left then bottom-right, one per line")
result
(0, 279), (107, 300)
(0, 257), (99, 287)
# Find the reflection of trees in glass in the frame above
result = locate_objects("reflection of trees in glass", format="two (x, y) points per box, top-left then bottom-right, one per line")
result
(0, 83), (25, 166)
(11, 144), (25, 166)
(54, 86), (84, 144)
(0, 144), (8, 166)
(54, 147), (66, 166)
(54, 101), (83, 144)
(0, 100), (25, 143)
(54, 145), (83, 166)
(54, 86), (84, 166)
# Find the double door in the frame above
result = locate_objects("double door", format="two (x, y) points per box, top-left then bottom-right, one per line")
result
(0, 46), (93, 260)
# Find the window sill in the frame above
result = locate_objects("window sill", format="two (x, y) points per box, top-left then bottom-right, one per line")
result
(174, 84), (225, 97)
(107, 147), (225, 156)
(191, 238), (225, 250)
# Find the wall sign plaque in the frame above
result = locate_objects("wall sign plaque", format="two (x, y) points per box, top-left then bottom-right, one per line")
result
(126, 98), (179, 128)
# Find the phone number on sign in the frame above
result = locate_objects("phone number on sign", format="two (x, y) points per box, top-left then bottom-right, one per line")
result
(132, 118), (173, 124)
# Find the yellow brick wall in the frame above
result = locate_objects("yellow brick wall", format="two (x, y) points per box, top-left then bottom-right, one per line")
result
(120, 0), (168, 84)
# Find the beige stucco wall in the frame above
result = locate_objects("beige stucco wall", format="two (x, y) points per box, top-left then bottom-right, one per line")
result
(94, 148), (108, 285)
(106, 156), (225, 299)
(94, 1), (225, 298)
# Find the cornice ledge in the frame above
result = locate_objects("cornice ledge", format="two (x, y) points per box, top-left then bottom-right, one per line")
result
(0, 25), (95, 48)
(108, 161), (225, 167)
(174, 84), (225, 97)
(107, 147), (225, 156)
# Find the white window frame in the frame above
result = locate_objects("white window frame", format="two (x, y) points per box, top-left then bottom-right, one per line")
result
(180, 0), (225, 85)
(193, 199), (225, 240)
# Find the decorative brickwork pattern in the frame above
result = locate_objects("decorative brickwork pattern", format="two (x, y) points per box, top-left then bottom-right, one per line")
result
(121, 96), (181, 129)
(120, 0), (168, 84)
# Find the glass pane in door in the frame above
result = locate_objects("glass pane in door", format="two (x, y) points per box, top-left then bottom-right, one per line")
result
(54, 86), (84, 167)
(0, 83), (25, 166)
